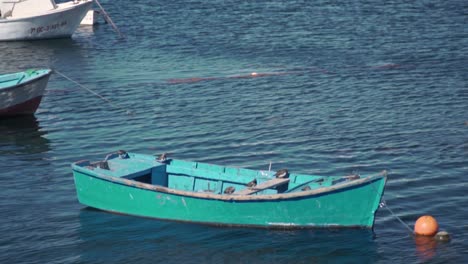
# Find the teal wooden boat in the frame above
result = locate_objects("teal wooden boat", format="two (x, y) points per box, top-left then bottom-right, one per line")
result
(0, 69), (52, 116)
(72, 151), (387, 229)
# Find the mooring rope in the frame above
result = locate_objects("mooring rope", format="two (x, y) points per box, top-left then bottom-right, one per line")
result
(94, 0), (125, 39)
(370, 171), (414, 235)
(54, 70), (133, 115)
(379, 199), (414, 234)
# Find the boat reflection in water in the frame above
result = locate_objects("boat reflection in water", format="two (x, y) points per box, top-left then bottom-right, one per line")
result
(77, 207), (378, 263)
(0, 115), (50, 155)
(0, 36), (89, 75)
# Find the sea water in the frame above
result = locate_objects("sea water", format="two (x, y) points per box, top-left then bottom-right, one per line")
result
(0, 0), (466, 263)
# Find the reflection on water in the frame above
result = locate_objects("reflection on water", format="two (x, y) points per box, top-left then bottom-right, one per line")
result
(75, 25), (96, 38)
(0, 115), (50, 155)
(0, 0), (466, 263)
(414, 235), (438, 261)
(77, 208), (378, 263)
(0, 38), (89, 72)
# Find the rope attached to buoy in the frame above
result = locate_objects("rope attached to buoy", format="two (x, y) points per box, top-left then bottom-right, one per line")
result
(374, 173), (451, 242)
(379, 199), (414, 234)
(54, 70), (133, 115)
(370, 171), (414, 234)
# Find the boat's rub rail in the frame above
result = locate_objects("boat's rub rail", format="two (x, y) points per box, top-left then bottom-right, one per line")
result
(80, 169), (387, 201)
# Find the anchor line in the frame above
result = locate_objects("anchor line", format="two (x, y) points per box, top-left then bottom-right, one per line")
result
(379, 199), (414, 234)
(370, 172), (414, 235)
(94, 0), (125, 39)
(54, 70), (133, 115)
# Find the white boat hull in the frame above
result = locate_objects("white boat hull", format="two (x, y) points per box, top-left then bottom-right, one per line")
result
(0, 70), (52, 116)
(80, 9), (99, 25)
(0, 1), (93, 41)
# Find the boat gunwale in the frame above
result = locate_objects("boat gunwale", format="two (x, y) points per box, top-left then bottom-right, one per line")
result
(0, 69), (52, 92)
(72, 163), (387, 202)
(0, 1), (92, 23)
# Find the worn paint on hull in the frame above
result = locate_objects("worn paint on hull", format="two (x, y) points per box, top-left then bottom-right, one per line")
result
(73, 162), (386, 228)
(0, 69), (52, 116)
(0, 95), (42, 116)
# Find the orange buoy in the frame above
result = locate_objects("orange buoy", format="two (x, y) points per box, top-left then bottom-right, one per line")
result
(414, 215), (439, 236)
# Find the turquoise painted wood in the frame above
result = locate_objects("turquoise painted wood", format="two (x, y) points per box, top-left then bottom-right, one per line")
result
(72, 152), (387, 228)
(0, 69), (51, 89)
(0, 69), (52, 116)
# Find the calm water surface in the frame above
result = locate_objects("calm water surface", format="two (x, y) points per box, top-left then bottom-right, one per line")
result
(0, 0), (467, 263)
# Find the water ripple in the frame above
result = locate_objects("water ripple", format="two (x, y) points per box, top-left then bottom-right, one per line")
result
(0, 0), (467, 263)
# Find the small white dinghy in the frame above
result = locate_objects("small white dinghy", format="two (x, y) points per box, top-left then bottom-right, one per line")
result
(0, 0), (93, 41)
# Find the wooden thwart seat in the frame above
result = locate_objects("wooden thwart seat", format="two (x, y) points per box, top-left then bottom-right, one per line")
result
(235, 178), (290, 195)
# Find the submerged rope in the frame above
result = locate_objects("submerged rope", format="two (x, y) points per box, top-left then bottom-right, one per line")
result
(54, 70), (133, 115)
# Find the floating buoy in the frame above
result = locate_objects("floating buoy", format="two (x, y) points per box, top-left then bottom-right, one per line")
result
(434, 231), (451, 242)
(414, 215), (439, 236)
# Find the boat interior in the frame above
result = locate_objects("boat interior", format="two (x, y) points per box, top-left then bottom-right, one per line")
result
(0, 0), (88, 19)
(1, 0), (56, 19)
(75, 152), (361, 195)
(0, 72), (23, 88)
(0, 70), (49, 89)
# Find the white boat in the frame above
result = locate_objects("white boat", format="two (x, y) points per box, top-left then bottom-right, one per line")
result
(0, 0), (93, 41)
(80, 9), (99, 26)
(0, 69), (52, 116)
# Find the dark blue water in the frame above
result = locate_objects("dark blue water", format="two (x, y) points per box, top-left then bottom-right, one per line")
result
(1, 0), (467, 263)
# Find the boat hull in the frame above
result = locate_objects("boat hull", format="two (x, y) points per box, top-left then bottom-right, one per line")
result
(0, 1), (93, 41)
(73, 168), (386, 228)
(0, 70), (52, 116)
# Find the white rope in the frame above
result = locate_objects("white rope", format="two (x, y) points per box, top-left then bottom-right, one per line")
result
(54, 70), (133, 115)
(370, 171), (414, 234)
(94, 0), (125, 39)
(379, 199), (414, 234)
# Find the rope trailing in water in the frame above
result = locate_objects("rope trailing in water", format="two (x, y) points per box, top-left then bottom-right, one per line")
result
(54, 70), (133, 115)
(379, 199), (414, 235)
(94, 0), (125, 39)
